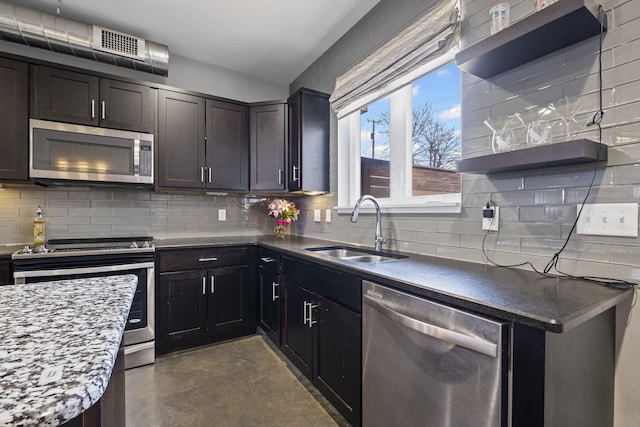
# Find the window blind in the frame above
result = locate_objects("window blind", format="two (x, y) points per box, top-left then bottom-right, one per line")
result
(330, 0), (460, 115)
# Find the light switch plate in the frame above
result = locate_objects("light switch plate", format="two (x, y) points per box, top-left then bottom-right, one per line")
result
(576, 203), (638, 237)
(218, 209), (226, 221)
(325, 209), (332, 223)
(314, 209), (321, 222)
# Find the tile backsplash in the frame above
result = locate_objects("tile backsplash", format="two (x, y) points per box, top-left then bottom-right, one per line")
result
(0, 186), (274, 246)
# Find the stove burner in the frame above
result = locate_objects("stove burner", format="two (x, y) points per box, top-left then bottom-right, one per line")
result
(12, 237), (154, 259)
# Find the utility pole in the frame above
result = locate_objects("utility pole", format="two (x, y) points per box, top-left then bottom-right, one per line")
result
(367, 118), (380, 159)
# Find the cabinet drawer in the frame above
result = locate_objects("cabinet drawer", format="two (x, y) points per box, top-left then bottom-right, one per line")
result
(282, 257), (361, 313)
(158, 246), (249, 272)
(258, 248), (280, 274)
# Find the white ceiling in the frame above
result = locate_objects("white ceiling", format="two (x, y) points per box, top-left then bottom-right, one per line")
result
(7, 0), (381, 84)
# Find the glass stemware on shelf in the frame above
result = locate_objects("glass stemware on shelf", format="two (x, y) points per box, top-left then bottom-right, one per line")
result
(485, 96), (584, 154)
(548, 96), (584, 142)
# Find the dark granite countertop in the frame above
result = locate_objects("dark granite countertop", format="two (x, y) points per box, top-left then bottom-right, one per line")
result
(155, 234), (632, 333)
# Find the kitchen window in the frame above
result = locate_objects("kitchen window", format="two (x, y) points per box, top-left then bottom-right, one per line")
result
(332, 0), (461, 213)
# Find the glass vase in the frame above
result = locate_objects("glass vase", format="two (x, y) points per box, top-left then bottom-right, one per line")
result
(274, 220), (288, 238)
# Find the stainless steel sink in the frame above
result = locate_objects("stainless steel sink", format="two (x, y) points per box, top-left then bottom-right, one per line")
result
(305, 246), (408, 263)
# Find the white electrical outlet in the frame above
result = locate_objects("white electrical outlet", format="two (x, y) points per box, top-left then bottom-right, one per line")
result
(576, 203), (638, 237)
(314, 209), (321, 222)
(218, 209), (226, 221)
(325, 209), (332, 223)
(482, 206), (499, 231)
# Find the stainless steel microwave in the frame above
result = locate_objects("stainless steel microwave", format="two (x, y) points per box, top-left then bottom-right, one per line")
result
(30, 119), (154, 185)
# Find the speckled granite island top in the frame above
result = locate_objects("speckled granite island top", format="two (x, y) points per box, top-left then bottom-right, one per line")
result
(0, 274), (137, 426)
(157, 235), (634, 333)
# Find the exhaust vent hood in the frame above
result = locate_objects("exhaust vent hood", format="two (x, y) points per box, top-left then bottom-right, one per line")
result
(0, 0), (169, 76)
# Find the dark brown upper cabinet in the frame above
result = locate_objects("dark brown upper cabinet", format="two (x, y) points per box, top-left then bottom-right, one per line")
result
(157, 90), (206, 189)
(250, 102), (287, 192)
(31, 65), (152, 132)
(206, 99), (249, 191)
(157, 90), (249, 191)
(287, 88), (330, 193)
(0, 57), (28, 181)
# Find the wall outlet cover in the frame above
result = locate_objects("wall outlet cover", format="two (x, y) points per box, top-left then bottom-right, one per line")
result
(325, 209), (332, 223)
(576, 203), (638, 237)
(482, 206), (499, 231)
(314, 209), (321, 222)
(218, 209), (226, 221)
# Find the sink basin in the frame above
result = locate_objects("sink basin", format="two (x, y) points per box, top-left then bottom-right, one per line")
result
(305, 246), (408, 263)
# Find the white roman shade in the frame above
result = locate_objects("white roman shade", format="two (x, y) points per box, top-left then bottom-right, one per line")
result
(330, 0), (460, 115)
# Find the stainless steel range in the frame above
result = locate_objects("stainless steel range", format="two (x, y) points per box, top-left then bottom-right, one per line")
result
(12, 237), (155, 369)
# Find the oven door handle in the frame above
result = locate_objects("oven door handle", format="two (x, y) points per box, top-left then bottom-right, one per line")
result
(13, 262), (155, 283)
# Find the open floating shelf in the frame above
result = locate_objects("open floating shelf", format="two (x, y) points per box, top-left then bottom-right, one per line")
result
(455, 0), (606, 79)
(456, 139), (607, 175)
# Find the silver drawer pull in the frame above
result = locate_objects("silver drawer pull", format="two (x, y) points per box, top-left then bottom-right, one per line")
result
(198, 257), (218, 262)
(261, 257), (276, 263)
(308, 304), (319, 327)
(202, 277), (206, 295)
(211, 276), (215, 293)
(272, 282), (279, 301)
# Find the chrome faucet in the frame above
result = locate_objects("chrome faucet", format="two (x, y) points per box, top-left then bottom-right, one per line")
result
(350, 195), (386, 252)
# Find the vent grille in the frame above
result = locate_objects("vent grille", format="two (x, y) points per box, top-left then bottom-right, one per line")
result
(93, 26), (146, 60)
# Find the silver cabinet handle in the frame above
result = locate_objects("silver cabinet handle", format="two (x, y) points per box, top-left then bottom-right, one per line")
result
(261, 257), (276, 263)
(272, 282), (279, 301)
(198, 257), (218, 262)
(91, 100), (95, 118)
(210, 276), (215, 293)
(208, 167), (212, 183)
(292, 165), (299, 182)
(363, 294), (498, 358)
(101, 101), (106, 120)
(202, 277), (206, 295)
(278, 169), (283, 184)
(308, 304), (319, 328)
(303, 301), (309, 326)
(200, 166), (205, 183)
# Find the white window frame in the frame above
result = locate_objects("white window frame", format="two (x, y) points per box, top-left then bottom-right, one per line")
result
(336, 50), (462, 214)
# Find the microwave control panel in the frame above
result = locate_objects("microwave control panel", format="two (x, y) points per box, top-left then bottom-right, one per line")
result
(139, 144), (153, 177)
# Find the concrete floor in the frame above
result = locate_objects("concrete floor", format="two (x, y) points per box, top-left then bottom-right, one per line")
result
(125, 335), (348, 426)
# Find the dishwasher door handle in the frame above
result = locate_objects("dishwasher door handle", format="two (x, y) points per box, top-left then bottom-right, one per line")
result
(364, 294), (498, 358)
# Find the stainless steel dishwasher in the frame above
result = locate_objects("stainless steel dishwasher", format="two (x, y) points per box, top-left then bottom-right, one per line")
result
(362, 281), (507, 427)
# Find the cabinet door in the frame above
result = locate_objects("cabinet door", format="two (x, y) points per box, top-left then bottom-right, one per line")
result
(314, 295), (362, 426)
(32, 66), (100, 126)
(205, 99), (249, 191)
(100, 79), (152, 132)
(0, 256), (12, 285)
(258, 266), (281, 345)
(287, 94), (301, 191)
(250, 103), (286, 191)
(0, 58), (28, 181)
(287, 89), (330, 192)
(282, 280), (314, 378)
(159, 269), (208, 344)
(157, 90), (206, 189)
(208, 266), (253, 337)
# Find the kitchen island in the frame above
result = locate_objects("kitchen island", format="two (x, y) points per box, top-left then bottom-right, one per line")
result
(0, 274), (137, 426)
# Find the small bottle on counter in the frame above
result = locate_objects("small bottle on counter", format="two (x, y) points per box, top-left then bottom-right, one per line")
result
(34, 206), (46, 252)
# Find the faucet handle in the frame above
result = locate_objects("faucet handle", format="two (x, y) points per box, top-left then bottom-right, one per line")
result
(376, 237), (387, 244)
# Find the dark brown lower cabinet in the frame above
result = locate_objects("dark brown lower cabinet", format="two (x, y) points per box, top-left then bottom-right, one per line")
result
(157, 246), (256, 353)
(258, 264), (281, 345)
(0, 255), (12, 285)
(282, 258), (362, 426)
